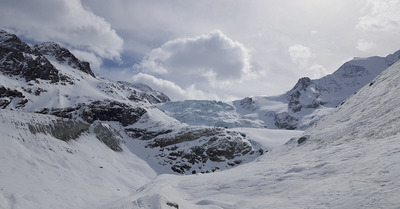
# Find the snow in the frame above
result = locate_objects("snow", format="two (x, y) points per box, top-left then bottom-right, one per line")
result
(158, 100), (265, 128)
(101, 60), (400, 208)
(2, 30), (400, 208)
(0, 110), (156, 209)
(0, 108), (303, 208)
(159, 51), (400, 130)
(231, 127), (303, 150)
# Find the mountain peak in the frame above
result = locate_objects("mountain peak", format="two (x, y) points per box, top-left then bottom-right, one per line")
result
(385, 49), (400, 66)
(33, 42), (95, 77)
(288, 77), (313, 93)
(0, 30), (31, 52)
(303, 59), (400, 146)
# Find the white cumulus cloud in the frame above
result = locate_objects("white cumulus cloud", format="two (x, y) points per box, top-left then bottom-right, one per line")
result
(356, 39), (375, 51)
(0, 0), (123, 61)
(132, 30), (255, 100)
(288, 44), (315, 67)
(288, 44), (328, 79)
(357, 0), (400, 32)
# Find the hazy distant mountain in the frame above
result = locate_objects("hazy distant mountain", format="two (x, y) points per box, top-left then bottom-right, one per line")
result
(160, 50), (400, 130)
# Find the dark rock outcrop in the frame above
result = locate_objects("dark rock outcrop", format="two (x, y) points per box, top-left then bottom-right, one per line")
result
(81, 100), (146, 126)
(274, 112), (299, 130)
(0, 86), (26, 108)
(0, 30), (60, 83)
(92, 122), (123, 152)
(134, 127), (260, 174)
(28, 119), (90, 141)
(33, 42), (95, 77)
(0, 47), (60, 83)
(0, 30), (32, 52)
(39, 100), (147, 127)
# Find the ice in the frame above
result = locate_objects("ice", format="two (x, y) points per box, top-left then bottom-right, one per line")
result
(103, 60), (400, 209)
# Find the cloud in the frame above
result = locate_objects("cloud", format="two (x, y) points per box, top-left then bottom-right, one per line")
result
(132, 73), (187, 100)
(131, 73), (218, 101)
(357, 0), (400, 32)
(138, 30), (252, 82)
(356, 39), (375, 51)
(0, 0), (123, 61)
(288, 44), (328, 79)
(70, 50), (102, 70)
(132, 31), (255, 100)
(307, 64), (328, 79)
(78, 0), (400, 100)
(288, 44), (315, 67)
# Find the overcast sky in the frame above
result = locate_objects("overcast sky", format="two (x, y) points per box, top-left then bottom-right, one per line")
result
(1, 0), (400, 101)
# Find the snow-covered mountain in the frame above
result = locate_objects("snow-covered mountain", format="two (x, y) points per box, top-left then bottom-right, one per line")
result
(104, 55), (400, 209)
(2, 29), (400, 209)
(0, 29), (264, 177)
(160, 50), (400, 130)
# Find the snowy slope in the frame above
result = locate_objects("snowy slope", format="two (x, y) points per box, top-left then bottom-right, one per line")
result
(105, 60), (400, 209)
(159, 51), (400, 130)
(0, 29), (265, 176)
(235, 50), (400, 130)
(0, 109), (156, 209)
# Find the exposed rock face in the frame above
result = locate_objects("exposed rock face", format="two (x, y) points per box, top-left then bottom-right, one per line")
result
(0, 86), (26, 108)
(28, 119), (90, 141)
(0, 30), (95, 85)
(274, 112), (299, 130)
(285, 77), (326, 113)
(130, 127), (260, 174)
(38, 100), (147, 127)
(92, 122), (123, 152)
(0, 30), (263, 175)
(239, 97), (257, 111)
(33, 42), (95, 77)
(82, 101), (147, 126)
(0, 30), (32, 52)
(0, 46), (60, 83)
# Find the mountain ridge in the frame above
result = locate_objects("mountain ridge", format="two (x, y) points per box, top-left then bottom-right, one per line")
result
(0, 29), (263, 176)
(2, 29), (400, 209)
(105, 58), (400, 209)
(160, 49), (400, 130)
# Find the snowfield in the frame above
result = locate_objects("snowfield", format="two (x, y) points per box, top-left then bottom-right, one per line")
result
(0, 30), (304, 208)
(102, 60), (400, 208)
(1, 29), (400, 209)
(0, 110), (156, 209)
(0, 109), (302, 209)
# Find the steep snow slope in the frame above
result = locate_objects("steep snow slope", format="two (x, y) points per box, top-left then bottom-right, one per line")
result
(0, 110), (156, 209)
(0, 30), (264, 176)
(160, 50), (400, 130)
(107, 61), (400, 208)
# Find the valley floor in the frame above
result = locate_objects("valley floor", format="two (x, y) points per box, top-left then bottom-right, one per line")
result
(0, 110), (303, 209)
(103, 131), (400, 209)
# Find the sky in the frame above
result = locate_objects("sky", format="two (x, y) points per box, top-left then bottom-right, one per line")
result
(1, 0), (400, 101)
